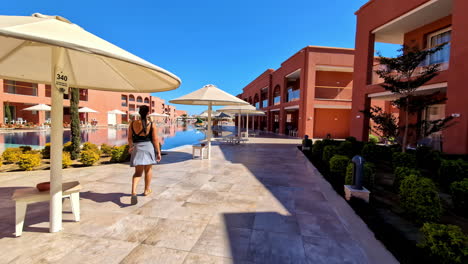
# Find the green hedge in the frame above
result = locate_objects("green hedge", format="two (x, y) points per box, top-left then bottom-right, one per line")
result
(110, 145), (130, 163)
(2, 148), (23, 163)
(393, 166), (421, 192)
(416, 146), (442, 172)
(345, 162), (376, 190)
(100, 143), (114, 156)
(323, 145), (339, 163)
(392, 152), (417, 169)
(361, 143), (391, 163)
(62, 152), (72, 168)
(82, 142), (101, 155)
(63, 141), (74, 153)
(337, 141), (353, 158)
(17, 153), (41, 171)
(330, 155), (350, 178)
(450, 178), (468, 216)
(400, 175), (441, 224)
(418, 223), (468, 264)
(79, 150), (100, 166)
(439, 159), (468, 188)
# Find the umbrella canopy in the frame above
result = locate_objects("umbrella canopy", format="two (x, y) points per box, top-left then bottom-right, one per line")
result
(22, 104), (51, 111)
(107, 109), (126, 115)
(78, 107), (98, 113)
(170, 84), (249, 159)
(130, 112), (140, 116)
(215, 112), (232, 119)
(0, 13), (181, 233)
(219, 105), (265, 138)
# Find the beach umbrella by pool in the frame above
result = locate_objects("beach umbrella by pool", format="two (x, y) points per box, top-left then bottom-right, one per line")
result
(0, 13), (181, 233)
(78, 107), (98, 124)
(107, 109), (126, 115)
(169, 84), (249, 159)
(23, 104), (52, 111)
(219, 105), (265, 138)
(149, 113), (169, 117)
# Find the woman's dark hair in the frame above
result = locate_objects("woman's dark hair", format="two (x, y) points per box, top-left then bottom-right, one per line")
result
(139, 105), (150, 132)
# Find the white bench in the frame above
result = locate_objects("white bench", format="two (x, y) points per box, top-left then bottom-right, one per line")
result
(192, 145), (208, 159)
(12, 181), (81, 237)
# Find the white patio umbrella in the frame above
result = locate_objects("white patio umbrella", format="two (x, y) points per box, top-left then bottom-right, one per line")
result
(107, 109), (126, 115)
(23, 104), (52, 126)
(149, 112), (169, 117)
(78, 106), (98, 124)
(23, 103), (52, 111)
(170, 84), (249, 159)
(219, 105), (265, 139)
(0, 13), (180, 233)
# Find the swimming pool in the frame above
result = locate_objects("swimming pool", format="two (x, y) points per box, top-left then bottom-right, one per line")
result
(0, 125), (206, 152)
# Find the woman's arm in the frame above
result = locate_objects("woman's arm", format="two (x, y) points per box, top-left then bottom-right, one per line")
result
(128, 121), (133, 152)
(152, 123), (161, 161)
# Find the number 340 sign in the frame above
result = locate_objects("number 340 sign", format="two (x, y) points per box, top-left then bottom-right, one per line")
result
(55, 71), (69, 94)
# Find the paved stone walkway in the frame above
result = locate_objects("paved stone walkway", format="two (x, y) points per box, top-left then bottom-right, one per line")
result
(0, 137), (398, 264)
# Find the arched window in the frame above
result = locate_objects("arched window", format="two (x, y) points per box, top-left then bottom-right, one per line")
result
(144, 97), (149, 104)
(273, 85), (281, 105)
(254, 94), (260, 109)
(137, 96), (143, 103)
(129, 94), (135, 102)
(121, 95), (128, 107)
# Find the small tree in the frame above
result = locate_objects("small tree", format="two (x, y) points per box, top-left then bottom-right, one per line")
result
(4, 101), (12, 124)
(361, 105), (398, 144)
(376, 45), (445, 152)
(70, 88), (81, 160)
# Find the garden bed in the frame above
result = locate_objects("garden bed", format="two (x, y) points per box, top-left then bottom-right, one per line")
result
(300, 139), (468, 264)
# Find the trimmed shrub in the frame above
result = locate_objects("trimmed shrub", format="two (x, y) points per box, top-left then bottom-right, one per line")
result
(361, 143), (379, 163)
(369, 134), (379, 144)
(79, 150), (100, 166)
(450, 178), (468, 216)
(338, 141), (353, 158)
(41, 143), (51, 159)
(418, 223), (468, 264)
(17, 153), (41, 171)
(345, 162), (376, 190)
(62, 152), (72, 168)
(400, 175), (441, 224)
(2, 148), (23, 163)
(322, 145), (339, 163)
(110, 145), (130, 163)
(100, 143), (114, 156)
(392, 152), (417, 169)
(0, 155), (2, 166)
(393, 166), (421, 192)
(439, 159), (468, 188)
(19, 145), (32, 152)
(311, 140), (324, 158)
(63, 141), (73, 153)
(416, 146), (442, 172)
(330, 155), (350, 179)
(82, 142), (101, 155)
(345, 136), (357, 143)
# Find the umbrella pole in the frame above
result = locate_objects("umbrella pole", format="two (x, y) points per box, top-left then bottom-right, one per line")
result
(207, 102), (212, 160)
(50, 47), (65, 233)
(237, 111), (241, 139)
(246, 114), (249, 139)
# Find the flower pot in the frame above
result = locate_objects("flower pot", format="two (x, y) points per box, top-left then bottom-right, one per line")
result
(36, 182), (50, 192)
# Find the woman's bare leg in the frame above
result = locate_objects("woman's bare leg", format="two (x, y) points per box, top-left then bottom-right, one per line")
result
(144, 165), (152, 195)
(132, 166), (144, 195)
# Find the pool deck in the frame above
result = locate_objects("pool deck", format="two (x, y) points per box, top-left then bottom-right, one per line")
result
(0, 136), (398, 264)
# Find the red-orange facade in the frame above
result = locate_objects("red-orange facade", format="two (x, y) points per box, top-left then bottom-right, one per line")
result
(238, 46), (354, 139)
(351, 0), (468, 154)
(0, 78), (182, 125)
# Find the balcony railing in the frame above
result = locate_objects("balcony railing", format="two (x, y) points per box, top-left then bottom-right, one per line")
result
(3, 81), (38, 96)
(315, 86), (352, 101)
(286, 89), (300, 102)
(261, 99), (268, 108)
(273, 96), (281, 105)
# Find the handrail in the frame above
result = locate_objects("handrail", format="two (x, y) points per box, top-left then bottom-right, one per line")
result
(315, 85), (352, 89)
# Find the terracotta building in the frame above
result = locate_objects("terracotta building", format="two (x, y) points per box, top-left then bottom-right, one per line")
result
(351, 0), (467, 154)
(238, 46), (354, 139)
(0, 78), (181, 125)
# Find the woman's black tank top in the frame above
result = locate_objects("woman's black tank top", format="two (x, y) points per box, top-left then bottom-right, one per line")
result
(131, 121), (153, 142)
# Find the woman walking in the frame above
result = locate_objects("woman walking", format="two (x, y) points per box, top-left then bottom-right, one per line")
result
(128, 105), (161, 205)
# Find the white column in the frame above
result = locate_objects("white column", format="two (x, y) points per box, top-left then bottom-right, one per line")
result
(207, 102), (212, 160)
(237, 111), (241, 138)
(246, 114), (249, 138)
(50, 47), (65, 233)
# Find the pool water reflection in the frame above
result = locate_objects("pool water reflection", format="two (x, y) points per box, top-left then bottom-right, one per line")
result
(0, 125), (206, 152)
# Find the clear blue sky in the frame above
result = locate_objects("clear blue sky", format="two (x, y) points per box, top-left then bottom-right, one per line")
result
(4, 0), (398, 115)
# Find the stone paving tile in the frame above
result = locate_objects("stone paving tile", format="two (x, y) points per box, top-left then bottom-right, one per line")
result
(296, 213), (349, 238)
(101, 214), (160, 243)
(157, 187), (195, 201)
(191, 224), (252, 261)
(182, 253), (232, 264)
(120, 244), (188, 264)
(248, 230), (307, 264)
(252, 212), (300, 234)
(143, 218), (207, 251)
(200, 182), (233, 192)
(187, 190), (228, 204)
(302, 235), (368, 264)
(134, 198), (185, 218)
